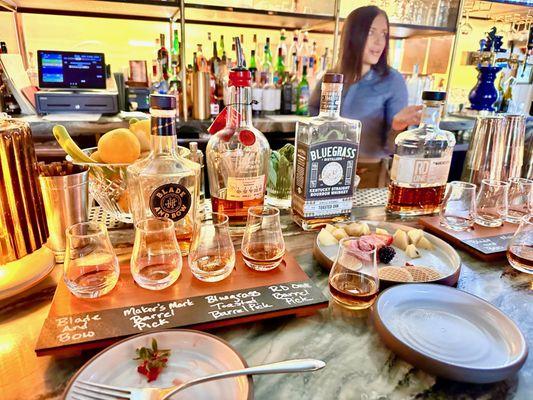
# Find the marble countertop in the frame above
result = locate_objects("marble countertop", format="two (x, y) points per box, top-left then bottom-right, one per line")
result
(0, 206), (531, 400)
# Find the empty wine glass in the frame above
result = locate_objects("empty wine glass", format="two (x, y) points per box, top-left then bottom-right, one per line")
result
(439, 181), (476, 231)
(188, 212), (235, 282)
(241, 206), (285, 271)
(328, 238), (379, 310)
(64, 222), (119, 298)
(507, 214), (533, 274)
(506, 177), (533, 224)
(131, 217), (182, 290)
(475, 179), (509, 228)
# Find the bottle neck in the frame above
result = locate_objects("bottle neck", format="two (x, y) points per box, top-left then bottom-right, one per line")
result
(419, 101), (443, 128)
(226, 85), (253, 129)
(318, 81), (342, 118)
(150, 108), (177, 155)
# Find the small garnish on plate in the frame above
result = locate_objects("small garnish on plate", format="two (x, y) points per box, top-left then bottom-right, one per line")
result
(134, 338), (171, 382)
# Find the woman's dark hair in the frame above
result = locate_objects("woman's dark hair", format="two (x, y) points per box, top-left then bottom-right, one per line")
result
(335, 6), (390, 83)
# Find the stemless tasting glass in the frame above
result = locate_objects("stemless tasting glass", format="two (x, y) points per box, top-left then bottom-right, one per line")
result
(188, 212), (235, 282)
(64, 222), (119, 298)
(507, 215), (533, 274)
(506, 178), (533, 224)
(241, 206), (285, 271)
(439, 181), (476, 231)
(328, 238), (379, 310)
(475, 179), (509, 227)
(131, 217), (182, 290)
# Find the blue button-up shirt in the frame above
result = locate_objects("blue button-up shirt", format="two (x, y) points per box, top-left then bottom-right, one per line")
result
(309, 68), (408, 159)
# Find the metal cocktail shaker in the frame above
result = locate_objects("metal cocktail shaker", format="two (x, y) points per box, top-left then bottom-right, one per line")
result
(191, 71), (210, 120)
(462, 114), (525, 185)
(39, 170), (89, 262)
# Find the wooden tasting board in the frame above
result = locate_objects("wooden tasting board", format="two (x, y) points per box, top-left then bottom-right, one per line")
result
(35, 251), (328, 356)
(419, 216), (517, 262)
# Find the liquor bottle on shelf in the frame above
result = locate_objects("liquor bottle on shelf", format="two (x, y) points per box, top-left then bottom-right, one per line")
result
(278, 29), (288, 64)
(196, 44), (208, 72)
(127, 94), (201, 255)
(171, 29), (180, 67)
(151, 59), (168, 94)
(292, 73), (361, 230)
(167, 63), (182, 108)
(296, 65), (310, 115)
(290, 52), (299, 113)
(219, 35), (225, 56)
(253, 34), (258, 54)
(275, 47), (285, 84)
(206, 38), (270, 235)
(387, 91), (455, 216)
(280, 71), (293, 115)
(210, 40), (221, 77)
(249, 49), (258, 78)
(288, 30), (300, 73)
(299, 31), (310, 77)
(265, 37), (273, 67)
(158, 33), (169, 81)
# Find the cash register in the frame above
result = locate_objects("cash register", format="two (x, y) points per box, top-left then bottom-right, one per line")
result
(35, 50), (118, 114)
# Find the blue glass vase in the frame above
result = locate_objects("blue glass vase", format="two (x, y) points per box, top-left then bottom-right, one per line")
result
(468, 66), (502, 112)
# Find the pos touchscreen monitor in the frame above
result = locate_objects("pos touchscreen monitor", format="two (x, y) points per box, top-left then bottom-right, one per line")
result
(38, 50), (106, 90)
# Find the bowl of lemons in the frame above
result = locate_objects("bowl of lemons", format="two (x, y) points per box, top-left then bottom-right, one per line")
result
(57, 119), (189, 223)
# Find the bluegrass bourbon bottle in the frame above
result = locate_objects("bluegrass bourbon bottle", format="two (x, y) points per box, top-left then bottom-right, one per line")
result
(387, 91), (455, 215)
(206, 38), (270, 235)
(291, 73), (361, 230)
(127, 94), (200, 255)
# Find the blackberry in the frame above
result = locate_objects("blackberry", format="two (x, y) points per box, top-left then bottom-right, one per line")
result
(378, 246), (396, 264)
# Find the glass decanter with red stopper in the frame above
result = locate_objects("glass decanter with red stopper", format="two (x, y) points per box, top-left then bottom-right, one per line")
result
(206, 37), (270, 235)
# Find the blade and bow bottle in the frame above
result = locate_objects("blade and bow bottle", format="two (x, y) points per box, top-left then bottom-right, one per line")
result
(291, 73), (361, 230)
(387, 91), (455, 215)
(127, 94), (201, 255)
(207, 38), (270, 235)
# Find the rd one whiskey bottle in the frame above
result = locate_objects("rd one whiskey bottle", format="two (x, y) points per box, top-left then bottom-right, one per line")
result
(387, 91), (455, 216)
(206, 38), (270, 235)
(291, 73), (361, 230)
(127, 94), (201, 255)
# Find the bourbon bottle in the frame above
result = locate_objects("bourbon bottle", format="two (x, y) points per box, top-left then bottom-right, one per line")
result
(127, 94), (201, 255)
(387, 91), (455, 216)
(291, 73), (361, 230)
(206, 38), (270, 235)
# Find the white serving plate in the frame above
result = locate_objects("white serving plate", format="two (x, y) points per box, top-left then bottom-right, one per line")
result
(313, 220), (461, 286)
(372, 284), (528, 383)
(63, 330), (252, 400)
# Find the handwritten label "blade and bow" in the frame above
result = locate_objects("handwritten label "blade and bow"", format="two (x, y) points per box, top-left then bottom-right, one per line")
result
(36, 280), (326, 353)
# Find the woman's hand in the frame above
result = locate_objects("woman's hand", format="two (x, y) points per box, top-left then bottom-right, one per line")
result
(391, 105), (423, 131)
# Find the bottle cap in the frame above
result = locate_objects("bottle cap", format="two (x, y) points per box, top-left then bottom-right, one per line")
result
(422, 91), (446, 101)
(150, 94), (176, 110)
(323, 73), (343, 84)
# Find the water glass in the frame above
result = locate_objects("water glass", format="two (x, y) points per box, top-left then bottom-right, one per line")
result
(328, 237), (379, 310)
(64, 222), (119, 298)
(439, 181), (476, 231)
(241, 206), (285, 271)
(475, 179), (509, 227)
(507, 215), (533, 274)
(131, 217), (182, 290)
(506, 178), (533, 224)
(188, 212), (235, 282)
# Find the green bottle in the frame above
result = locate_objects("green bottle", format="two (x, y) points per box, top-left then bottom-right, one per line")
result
(249, 50), (257, 73)
(275, 47), (285, 84)
(171, 29), (180, 66)
(296, 65), (309, 116)
(219, 35), (225, 55)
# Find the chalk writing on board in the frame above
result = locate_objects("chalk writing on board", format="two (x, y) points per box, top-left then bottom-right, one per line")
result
(269, 282), (315, 305)
(464, 233), (514, 254)
(56, 314), (101, 343)
(123, 299), (194, 331)
(205, 290), (273, 320)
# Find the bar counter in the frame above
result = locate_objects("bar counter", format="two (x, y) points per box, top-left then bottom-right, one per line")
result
(1, 202), (531, 400)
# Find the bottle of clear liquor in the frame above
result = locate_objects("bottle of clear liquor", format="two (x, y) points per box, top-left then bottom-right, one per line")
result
(207, 38), (270, 235)
(292, 73), (361, 230)
(387, 91), (455, 216)
(127, 94), (200, 255)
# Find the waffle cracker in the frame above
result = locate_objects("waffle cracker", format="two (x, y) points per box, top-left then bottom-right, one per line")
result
(405, 265), (442, 282)
(379, 266), (413, 282)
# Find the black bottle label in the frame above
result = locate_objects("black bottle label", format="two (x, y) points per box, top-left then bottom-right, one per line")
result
(149, 183), (191, 221)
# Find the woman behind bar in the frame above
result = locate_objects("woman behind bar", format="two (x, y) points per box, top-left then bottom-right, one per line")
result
(309, 6), (422, 187)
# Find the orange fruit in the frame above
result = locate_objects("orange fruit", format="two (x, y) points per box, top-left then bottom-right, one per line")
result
(98, 128), (141, 164)
(129, 119), (151, 152)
